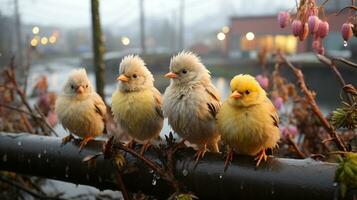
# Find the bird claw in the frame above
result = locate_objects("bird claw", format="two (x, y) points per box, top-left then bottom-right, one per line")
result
(114, 152), (126, 169)
(194, 145), (207, 164)
(61, 134), (74, 146)
(79, 136), (94, 152)
(140, 141), (152, 155)
(224, 147), (234, 172)
(255, 150), (268, 167)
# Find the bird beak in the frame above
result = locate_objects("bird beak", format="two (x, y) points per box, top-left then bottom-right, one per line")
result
(76, 85), (84, 94)
(165, 72), (177, 78)
(231, 91), (242, 99)
(117, 74), (129, 82)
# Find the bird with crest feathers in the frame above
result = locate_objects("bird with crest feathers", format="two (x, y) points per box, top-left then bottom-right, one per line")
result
(111, 55), (163, 154)
(163, 51), (221, 161)
(217, 74), (280, 169)
(55, 68), (107, 150)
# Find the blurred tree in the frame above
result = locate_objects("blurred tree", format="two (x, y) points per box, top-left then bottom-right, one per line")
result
(91, 0), (105, 100)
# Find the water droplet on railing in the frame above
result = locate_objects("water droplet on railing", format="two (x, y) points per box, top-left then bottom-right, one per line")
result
(37, 153), (41, 159)
(182, 169), (188, 176)
(17, 141), (22, 146)
(2, 154), (7, 162)
(344, 41), (348, 47)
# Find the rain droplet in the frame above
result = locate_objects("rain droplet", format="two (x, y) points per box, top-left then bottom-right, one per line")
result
(333, 182), (338, 187)
(149, 169), (154, 174)
(152, 179), (157, 186)
(2, 154), (7, 162)
(182, 169), (188, 176)
(43, 150), (47, 154)
(219, 175), (223, 179)
(65, 166), (70, 178)
(344, 41), (348, 47)
(17, 141), (22, 146)
(37, 153), (41, 159)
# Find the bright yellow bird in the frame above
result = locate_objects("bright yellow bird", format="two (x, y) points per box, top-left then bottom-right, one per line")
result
(55, 68), (107, 150)
(217, 74), (280, 168)
(111, 55), (163, 154)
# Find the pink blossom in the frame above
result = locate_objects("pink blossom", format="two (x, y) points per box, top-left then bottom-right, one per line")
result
(280, 125), (298, 138)
(255, 74), (269, 90)
(308, 16), (319, 34)
(317, 21), (329, 38)
(341, 23), (353, 41)
(292, 20), (302, 36)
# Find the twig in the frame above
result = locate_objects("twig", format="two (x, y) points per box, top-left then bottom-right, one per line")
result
(0, 175), (63, 200)
(0, 103), (41, 119)
(34, 106), (58, 137)
(334, 57), (357, 70)
(115, 172), (131, 200)
(278, 53), (348, 152)
(286, 134), (306, 159)
(335, 5), (357, 15)
(316, 54), (353, 104)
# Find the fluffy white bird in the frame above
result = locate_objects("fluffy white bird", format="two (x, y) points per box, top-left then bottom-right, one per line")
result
(55, 68), (107, 150)
(163, 51), (221, 160)
(111, 55), (163, 153)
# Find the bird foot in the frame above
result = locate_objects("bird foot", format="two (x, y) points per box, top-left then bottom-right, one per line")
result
(140, 141), (152, 155)
(224, 147), (234, 172)
(79, 136), (94, 152)
(61, 134), (74, 146)
(194, 145), (207, 164)
(125, 139), (136, 149)
(255, 149), (268, 167)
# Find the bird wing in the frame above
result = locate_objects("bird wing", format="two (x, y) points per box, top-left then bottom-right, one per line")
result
(93, 93), (107, 122)
(152, 88), (164, 119)
(266, 98), (279, 128)
(205, 84), (221, 119)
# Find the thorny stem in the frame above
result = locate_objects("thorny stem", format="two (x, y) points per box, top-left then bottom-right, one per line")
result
(278, 53), (348, 152)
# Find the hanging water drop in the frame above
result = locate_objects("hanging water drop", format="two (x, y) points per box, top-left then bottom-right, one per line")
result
(219, 174), (223, 179)
(43, 150), (47, 154)
(182, 169), (188, 176)
(344, 41), (348, 47)
(2, 154), (7, 162)
(333, 182), (338, 187)
(152, 178), (157, 186)
(37, 153), (41, 159)
(149, 169), (154, 174)
(17, 141), (22, 146)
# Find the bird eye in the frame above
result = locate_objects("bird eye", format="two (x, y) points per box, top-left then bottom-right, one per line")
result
(71, 85), (74, 89)
(182, 69), (187, 74)
(133, 74), (137, 78)
(245, 90), (250, 95)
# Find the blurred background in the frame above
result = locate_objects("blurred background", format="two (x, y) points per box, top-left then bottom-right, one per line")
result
(1, 0), (357, 199)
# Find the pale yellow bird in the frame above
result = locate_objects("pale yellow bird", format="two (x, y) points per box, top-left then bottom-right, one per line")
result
(55, 68), (107, 150)
(217, 74), (280, 168)
(111, 55), (163, 153)
(163, 51), (221, 161)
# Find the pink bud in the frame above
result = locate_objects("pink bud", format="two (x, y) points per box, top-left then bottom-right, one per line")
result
(277, 11), (290, 28)
(308, 16), (319, 34)
(317, 21), (329, 38)
(299, 23), (309, 41)
(341, 23), (353, 41)
(292, 20), (302, 36)
(255, 75), (269, 90)
(288, 126), (298, 138)
(274, 96), (284, 110)
(317, 47), (325, 55)
(312, 40), (320, 50)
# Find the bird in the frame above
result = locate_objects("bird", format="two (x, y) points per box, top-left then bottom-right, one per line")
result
(111, 55), (163, 154)
(216, 74), (280, 169)
(162, 51), (221, 161)
(55, 68), (107, 150)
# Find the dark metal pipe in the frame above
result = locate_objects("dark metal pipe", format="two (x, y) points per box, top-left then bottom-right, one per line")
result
(0, 132), (348, 199)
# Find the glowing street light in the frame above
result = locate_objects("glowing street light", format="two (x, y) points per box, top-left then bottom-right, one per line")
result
(49, 36), (57, 44)
(30, 38), (38, 46)
(121, 36), (130, 46)
(246, 32), (255, 41)
(217, 32), (226, 41)
(41, 37), (48, 45)
(222, 26), (230, 33)
(32, 26), (39, 34)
